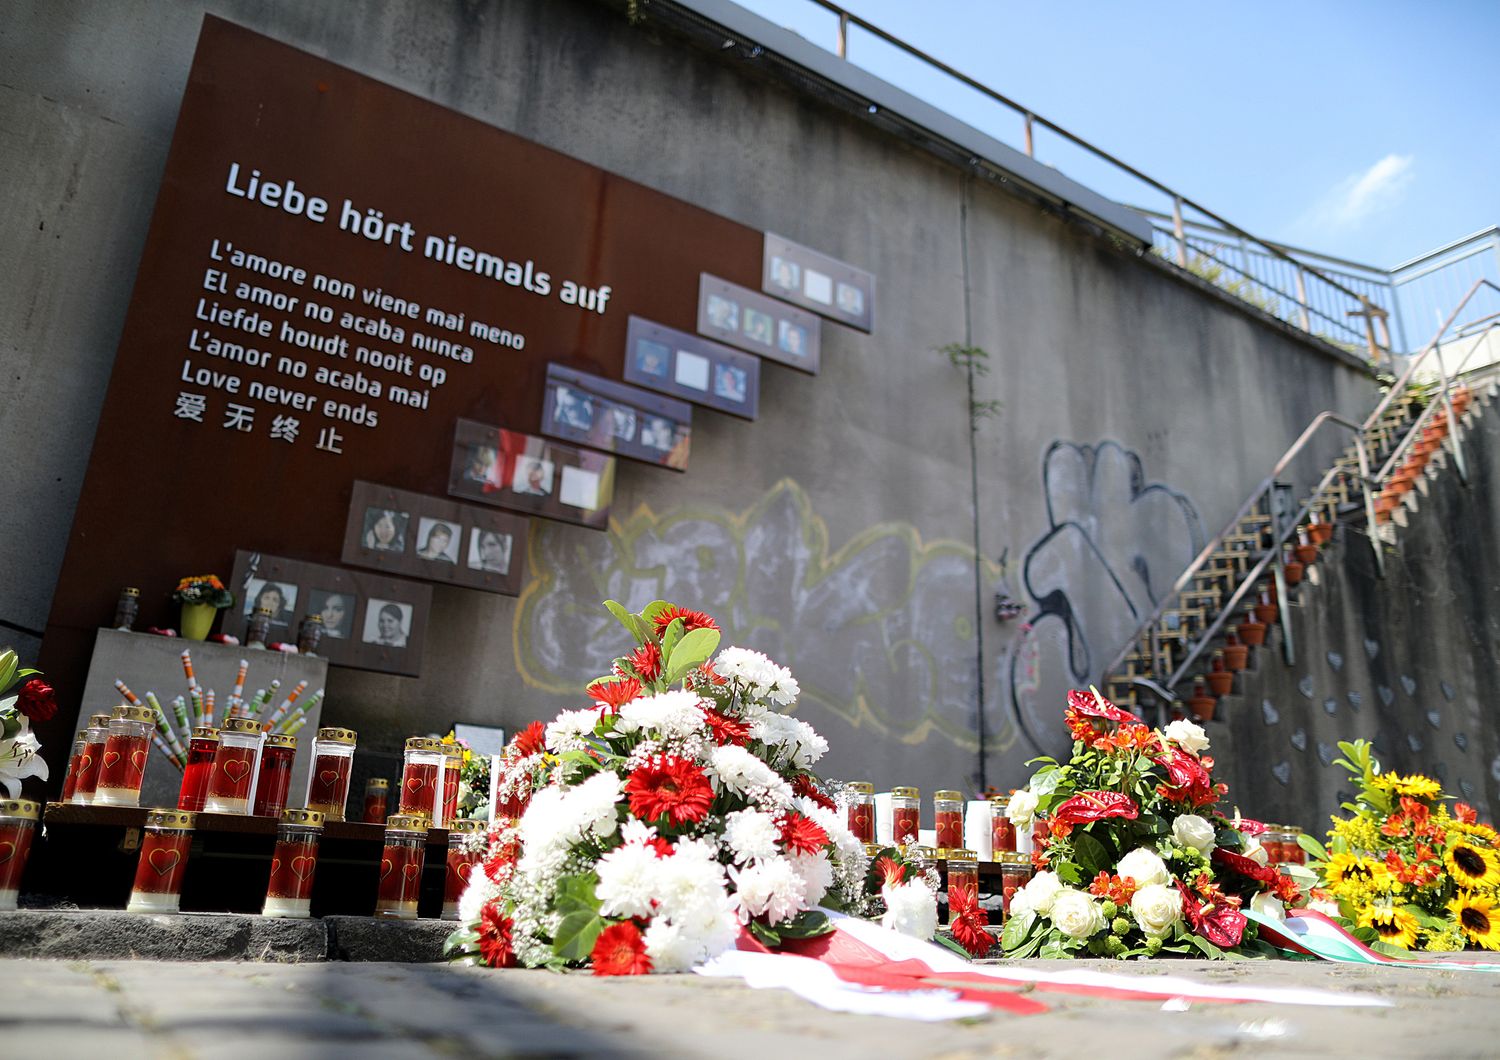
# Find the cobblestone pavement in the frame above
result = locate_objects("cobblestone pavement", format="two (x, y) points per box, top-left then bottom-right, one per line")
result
(5, 955), (1500, 1059)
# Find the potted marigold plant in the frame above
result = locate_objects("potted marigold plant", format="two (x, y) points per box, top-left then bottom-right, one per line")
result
(171, 575), (234, 640)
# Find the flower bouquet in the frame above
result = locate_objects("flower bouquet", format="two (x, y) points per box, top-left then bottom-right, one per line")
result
(449, 600), (902, 973)
(1302, 739), (1500, 952)
(0, 649), (54, 797)
(1000, 689), (1296, 959)
(171, 575), (235, 641)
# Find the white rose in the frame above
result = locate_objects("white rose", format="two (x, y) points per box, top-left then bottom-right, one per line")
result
(1006, 788), (1039, 830)
(1116, 847), (1170, 888)
(1242, 836), (1270, 867)
(1010, 870), (1062, 917)
(1249, 892), (1285, 921)
(1162, 719), (1210, 755)
(1172, 814), (1216, 854)
(1049, 888), (1105, 940)
(1128, 883), (1182, 938)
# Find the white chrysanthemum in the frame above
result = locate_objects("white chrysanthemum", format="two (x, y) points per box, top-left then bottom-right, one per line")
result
(731, 856), (805, 925)
(643, 887), (741, 972)
(880, 880), (937, 940)
(595, 841), (669, 919)
(518, 786), (571, 855)
(568, 770), (624, 841)
(752, 713), (828, 767)
(544, 708), (599, 754)
(619, 817), (659, 846)
(788, 850), (833, 907)
(724, 808), (781, 863)
(652, 838), (732, 919)
(713, 646), (800, 705)
(709, 745), (782, 795)
(616, 690), (709, 740)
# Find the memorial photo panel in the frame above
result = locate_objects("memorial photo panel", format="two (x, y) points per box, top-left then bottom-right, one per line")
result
(761, 233), (875, 333)
(623, 316), (760, 420)
(696, 273), (822, 374)
(447, 418), (614, 530)
(540, 363), (692, 470)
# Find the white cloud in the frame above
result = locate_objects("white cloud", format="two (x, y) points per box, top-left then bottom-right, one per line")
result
(1294, 154), (1415, 235)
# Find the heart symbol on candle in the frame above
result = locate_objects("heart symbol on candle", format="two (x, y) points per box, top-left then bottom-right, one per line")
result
(77, 754), (93, 774)
(402, 863), (421, 881)
(319, 770), (339, 787)
(130, 749), (148, 772)
(290, 856), (315, 881)
(0, 841), (14, 866)
(148, 847), (182, 876)
(270, 858), (282, 878)
(222, 759), (250, 783)
(103, 751), (122, 770)
(456, 861), (474, 884)
(405, 776), (424, 793)
(379, 858), (394, 882)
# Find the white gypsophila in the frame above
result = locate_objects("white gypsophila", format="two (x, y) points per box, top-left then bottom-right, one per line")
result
(1172, 813), (1217, 854)
(1010, 870), (1063, 918)
(1006, 788), (1039, 830)
(1250, 891), (1285, 921)
(1162, 719), (1210, 755)
(544, 708), (600, 754)
(724, 808), (782, 863)
(1050, 888), (1106, 940)
(1128, 883), (1183, 938)
(788, 850), (833, 907)
(616, 690), (709, 740)
(595, 840), (670, 919)
(1116, 847), (1171, 889)
(1242, 835), (1270, 867)
(731, 856), (806, 925)
(457, 870), (501, 927)
(880, 880), (937, 940)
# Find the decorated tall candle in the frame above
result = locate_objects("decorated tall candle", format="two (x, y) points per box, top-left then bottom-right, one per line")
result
(945, 848), (980, 926)
(265, 679), (307, 730)
(399, 737), (443, 819)
(71, 712), (112, 805)
(262, 808), (324, 919)
(998, 852), (1034, 921)
(443, 819), (485, 919)
(440, 743), (463, 827)
(844, 781), (874, 843)
(251, 733), (297, 817)
(305, 727), (357, 821)
(890, 786), (920, 845)
(203, 717), (263, 814)
(375, 815), (429, 920)
(60, 736), (86, 803)
(94, 704), (156, 806)
(126, 809), (195, 914)
(0, 799), (41, 911)
(989, 794), (1017, 855)
(362, 777), (389, 823)
(176, 727), (219, 812)
(933, 790), (964, 852)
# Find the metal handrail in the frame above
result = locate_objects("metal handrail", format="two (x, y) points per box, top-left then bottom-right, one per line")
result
(785, 0), (1386, 355)
(1374, 319), (1500, 483)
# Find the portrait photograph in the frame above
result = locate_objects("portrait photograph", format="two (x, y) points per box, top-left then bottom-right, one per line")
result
(242, 578), (298, 631)
(770, 256), (800, 291)
(836, 281), (865, 316)
(674, 350), (711, 391)
(634, 338), (670, 378)
(608, 405), (637, 441)
(415, 517), (459, 563)
(777, 320), (808, 358)
(713, 363), (748, 404)
(362, 506), (409, 552)
(742, 308), (773, 346)
(467, 528), (513, 575)
(706, 294), (739, 331)
(552, 385), (595, 432)
(461, 445), (500, 489)
(641, 416), (675, 451)
(510, 457), (554, 497)
(362, 598), (412, 649)
(803, 268), (833, 305)
(306, 588), (357, 640)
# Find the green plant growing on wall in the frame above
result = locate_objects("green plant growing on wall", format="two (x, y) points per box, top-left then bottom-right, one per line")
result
(938, 342), (1002, 429)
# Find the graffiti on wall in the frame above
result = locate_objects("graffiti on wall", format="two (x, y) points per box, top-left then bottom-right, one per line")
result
(1008, 441), (1203, 754)
(515, 479), (1006, 749)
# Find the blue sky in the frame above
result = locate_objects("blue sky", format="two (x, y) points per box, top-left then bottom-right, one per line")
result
(734, 0), (1499, 269)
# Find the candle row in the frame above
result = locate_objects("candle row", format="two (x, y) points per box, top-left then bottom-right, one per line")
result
(841, 784), (1035, 861)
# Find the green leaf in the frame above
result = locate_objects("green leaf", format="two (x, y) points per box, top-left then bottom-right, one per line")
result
(0, 651), (16, 695)
(662, 627), (721, 685)
(552, 911), (608, 961)
(777, 910), (835, 939)
(1055, 861), (1083, 885)
(1296, 832), (1329, 861)
(640, 600), (673, 625)
(747, 919), (782, 947)
(604, 599), (642, 638)
(934, 933), (976, 960)
(1071, 831), (1111, 877)
(1188, 934), (1225, 959)
(1039, 938), (1073, 959)
(553, 872), (602, 917)
(660, 617), (686, 666)
(1000, 910), (1037, 951)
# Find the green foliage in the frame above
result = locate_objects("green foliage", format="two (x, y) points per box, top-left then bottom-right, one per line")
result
(937, 342), (1002, 427)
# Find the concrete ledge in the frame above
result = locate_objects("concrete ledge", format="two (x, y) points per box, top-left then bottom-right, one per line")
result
(0, 909), (455, 963)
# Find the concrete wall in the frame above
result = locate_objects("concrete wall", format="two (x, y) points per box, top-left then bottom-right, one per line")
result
(2, 0), (1377, 796)
(1215, 399), (1500, 828)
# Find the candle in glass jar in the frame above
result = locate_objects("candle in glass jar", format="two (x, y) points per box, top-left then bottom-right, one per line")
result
(399, 737), (443, 819)
(440, 744), (463, 827)
(933, 790), (964, 852)
(999, 852), (1034, 921)
(176, 727), (219, 812)
(375, 815), (429, 920)
(305, 727), (357, 821)
(71, 713), (112, 805)
(945, 849), (980, 927)
(94, 704), (156, 806)
(845, 782), (874, 843)
(262, 808), (325, 919)
(989, 795), (1017, 855)
(890, 786), (920, 845)
(443, 819), (485, 920)
(204, 717), (263, 814)
(362, 778), (390, 823)
(0, 799), (41, 911)
(60, 737), (86, 804)
(1285, 826), (1306, 865)
(252, 733), (297, 817)
(127, 809), (195, 914)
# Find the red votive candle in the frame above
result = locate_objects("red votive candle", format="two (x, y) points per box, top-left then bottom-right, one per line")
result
(375, 814), (429, 920)
(399, 737), (442, 819)
(946, 848), (980, 927)
(362, 777), (389, 824)
(845, 782), (874, 843)
(60, 736), (86, 804)
(891, 786), (920, 845)
(933, 789), (964, 852)
(441, 743), (463, 827)
(989, 795), (1016, 855)
(94, 704), (156, 807)
(443, 818), (485, 920)
(252, 733), (297, 817)
(71, 713), (112, 805)
(0, 799), (41, 911)
(262, 808), (325, 919)
(204, 717), (262, 814)
(127, 809), (195, 913)
(176, 727), (219, 812)
(305, 727), (357, 821)
(999, 852), (1034, 921)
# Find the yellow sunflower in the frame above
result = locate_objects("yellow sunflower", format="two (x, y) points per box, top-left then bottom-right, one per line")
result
(1326, 852), (1394, 890)
(1449, 892), (1500, 950)
(1452, 820), (1500, 845)
(1357, 904), (1420, 949)
(1370, 772), (1442, 799)
(1444, 839), (1500, 889)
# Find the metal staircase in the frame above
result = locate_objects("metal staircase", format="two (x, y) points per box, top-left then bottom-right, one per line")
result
(1102, 279), (1500, 723)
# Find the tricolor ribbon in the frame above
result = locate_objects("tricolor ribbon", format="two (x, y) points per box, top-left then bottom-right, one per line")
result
(1247, 908), (1500, 971)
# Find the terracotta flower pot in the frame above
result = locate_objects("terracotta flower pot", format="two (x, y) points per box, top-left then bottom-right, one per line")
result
(1206, 670), (1234, 696)
(1237, 619), (1267, 646)
(1453, 387), (1472, 414)
(1375, 493), (1401, 514)
(1308, 522), (1334, 546)
(1188, 692), (1217, 722)
(1223, 644), (1250, 671)
(1254, 602), (1279, 626)
(1283, 559), (1305, 586)
(1294, 543), (1319, 566)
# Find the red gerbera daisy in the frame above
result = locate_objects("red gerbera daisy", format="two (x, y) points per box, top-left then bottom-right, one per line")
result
(624, 756), (714, 826)
(701, 706), (750, 746)
(651, 605), (720, 637)
(792, 774), (837, 811)
(777, 811), (829, 856)
(591, 921), (653, 975)
(587, 676), (642, 711)
(478, 900), (517, 968)
(873, 854), (909, 888)
(512, 721), (546, 758)
(947, 880), (993, 957)
(628, 642), (663, 682)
